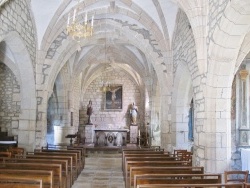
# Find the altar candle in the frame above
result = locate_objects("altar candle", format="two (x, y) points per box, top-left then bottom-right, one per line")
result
(73, 8), (76, 22)
(67, 12), (70, 25)
(138, 129), (140, 137)
(85, 12), (88, 24)
(91, 15), (94, 27)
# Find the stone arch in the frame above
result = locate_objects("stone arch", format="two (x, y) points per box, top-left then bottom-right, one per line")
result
(171, 9), (197, 152)
(35, 1), (176, 147)
(198, 0), (250, 172)
(0, 31), (36, 151)
(172, 61), (193, 150)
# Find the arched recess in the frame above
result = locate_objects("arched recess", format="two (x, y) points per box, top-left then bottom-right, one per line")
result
(47, 63), (75, 145)
(172, 61), (193, 151)
(0, 31), (36, 151)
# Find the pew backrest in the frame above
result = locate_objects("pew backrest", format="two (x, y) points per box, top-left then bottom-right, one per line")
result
(0, 169), (53, 188)
(129, 166), (204, 187)
(0, 162), (62, 188)
(134, 174), (222, 188)
(0, 177), (43, 188)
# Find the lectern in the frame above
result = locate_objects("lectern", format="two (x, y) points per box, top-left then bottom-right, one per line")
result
(65, 134), (77, 146)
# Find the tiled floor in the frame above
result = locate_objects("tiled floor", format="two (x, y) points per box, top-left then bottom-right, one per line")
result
(72, 151), (125, 188)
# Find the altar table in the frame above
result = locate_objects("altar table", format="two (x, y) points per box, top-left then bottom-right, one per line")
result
(94, 128), (129, 147)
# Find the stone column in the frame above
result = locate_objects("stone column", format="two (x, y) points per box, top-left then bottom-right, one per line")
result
(239, 70), (248, 128)
(239, 69), (250, 145)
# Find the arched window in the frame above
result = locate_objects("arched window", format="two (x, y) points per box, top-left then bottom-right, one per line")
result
(188, 99), (194, 141)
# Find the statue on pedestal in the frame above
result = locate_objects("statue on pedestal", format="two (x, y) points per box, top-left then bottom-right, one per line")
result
(87, 100), (93, 125)
(130, 102), (138, 125)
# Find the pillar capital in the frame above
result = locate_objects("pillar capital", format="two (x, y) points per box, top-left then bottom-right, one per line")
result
(239, 69), (248, 80)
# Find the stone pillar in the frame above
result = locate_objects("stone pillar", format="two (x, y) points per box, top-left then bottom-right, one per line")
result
(239, 70), (248, 128)
(239, 69), (250, 145)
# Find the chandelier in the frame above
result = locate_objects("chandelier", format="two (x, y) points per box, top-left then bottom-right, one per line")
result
(101, 64), (112, 92)
(66, 2), (94, 41)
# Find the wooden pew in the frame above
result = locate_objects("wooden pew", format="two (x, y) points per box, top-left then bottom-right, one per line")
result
(125, 156), (177, 169)
(0, 162), (63, 188)
(43, 145), (86, 170)
(124, 160), (191, 188)
(0, 169), (53, 188)
(122, 150), (166, 170)
(40, 148), (84, 171)
(129, 166), (204, 188)
(124, 155), (179, 180)
(136, 183), (244, 188)
(122, 153), (174, 171)
(33, 150), (78, 181)
(2, 157), (69, 188)
(134, 174), (222, 188)
(0, 177), (43, 188)
(25, 154), (73, 186)
(244, 183), (250, 188)
(8, 147), (25, 157)
(37, 149), (81, 176)
(67, 145), (86, 169)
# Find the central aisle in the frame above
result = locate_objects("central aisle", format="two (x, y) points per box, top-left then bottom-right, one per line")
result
(72, 151), (125, 188)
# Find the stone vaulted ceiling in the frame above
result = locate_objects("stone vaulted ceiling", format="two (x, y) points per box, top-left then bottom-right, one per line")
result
(30, 0), (179, 89)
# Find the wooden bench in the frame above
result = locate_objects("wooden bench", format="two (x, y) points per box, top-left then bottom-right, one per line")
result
(134, 174), (222, 188)
(43, 145), (86, 170)
(129, 166), (204, 188)
(123, 153), (175, 171)
(67, 145), (86, 169)
(136, 183), (244, 188)
(8, 147), (25, 157)
(25, 154), (74, 186)
(125, 160), (191, 188)
(33, 150), (78, 181)
(37, 149), (81, 175)
(40, 148), (84, 171)
(0, 169), (53, 188)
(0, 162), (63, 188)
(122, 150), (166, 170)
(124, 156), (179, 178)
(2, 157), (69, 188)
(0, 177), (43, 188)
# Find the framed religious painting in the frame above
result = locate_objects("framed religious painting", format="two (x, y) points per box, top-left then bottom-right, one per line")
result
(105, 85), (122, 110)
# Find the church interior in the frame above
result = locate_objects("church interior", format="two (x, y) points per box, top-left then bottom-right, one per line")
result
(1, 0), (250, 187)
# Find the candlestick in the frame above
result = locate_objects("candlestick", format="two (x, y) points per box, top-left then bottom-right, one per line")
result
(67, 12), (70, 25)
(73, 9), (76, 22)
(91, 15), (94, 27)
(85, 12), (87, 24)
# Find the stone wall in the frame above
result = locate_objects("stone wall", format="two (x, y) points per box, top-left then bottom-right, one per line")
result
(0, 62), (20, 135)
(0, 0), (36, 66)
(171, 10), (197, 150)
(80, 69), (141, 129)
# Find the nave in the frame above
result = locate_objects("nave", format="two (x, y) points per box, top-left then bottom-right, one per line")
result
(72, 151), (125, 188)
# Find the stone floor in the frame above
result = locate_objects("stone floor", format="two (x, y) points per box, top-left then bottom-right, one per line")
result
(72, 150), (125, 188)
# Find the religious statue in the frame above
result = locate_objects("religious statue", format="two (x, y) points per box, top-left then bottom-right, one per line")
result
(130, 102), (138, 125)
(87, 100), (93, 125)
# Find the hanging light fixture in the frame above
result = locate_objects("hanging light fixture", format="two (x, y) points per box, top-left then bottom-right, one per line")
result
(101, 10), (111, 93)
(66, 1), (94, 41)
(101, 64), (112, 92)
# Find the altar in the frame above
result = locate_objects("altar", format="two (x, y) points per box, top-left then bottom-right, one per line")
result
(94, 128), (129, 147)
